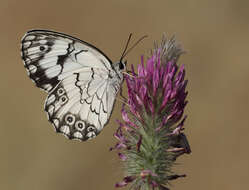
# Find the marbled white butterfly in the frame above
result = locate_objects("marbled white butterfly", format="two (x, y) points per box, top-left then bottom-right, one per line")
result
(21, 30), (132, 141)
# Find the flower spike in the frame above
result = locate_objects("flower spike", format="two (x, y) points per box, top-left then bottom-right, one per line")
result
(112, 35), (191, 190)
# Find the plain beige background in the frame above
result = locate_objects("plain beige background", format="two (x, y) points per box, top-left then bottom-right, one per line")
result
(2, 0), (249, 190)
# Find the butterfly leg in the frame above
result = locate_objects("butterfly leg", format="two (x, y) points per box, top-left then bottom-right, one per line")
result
(127, 70), (138, 76)
(119, 86), (127, 102)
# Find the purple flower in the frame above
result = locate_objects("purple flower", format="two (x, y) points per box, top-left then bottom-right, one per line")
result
(111, 36), (191, 190)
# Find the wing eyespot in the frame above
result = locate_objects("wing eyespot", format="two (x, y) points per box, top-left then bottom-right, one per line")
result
(87, 125), (96, 132)
(75, 120), (85, 131)
(65, 114), (75, 125)
(59, 95), (68, 105)
(57, 88), (65, 96)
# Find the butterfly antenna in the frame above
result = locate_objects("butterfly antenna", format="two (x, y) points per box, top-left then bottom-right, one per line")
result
(120, 33), (133, 62)
(122, 35), (148, 59)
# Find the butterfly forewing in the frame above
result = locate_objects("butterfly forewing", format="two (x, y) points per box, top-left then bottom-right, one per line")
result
(21, 30), (113, 92)
(21, 30), (122, 141)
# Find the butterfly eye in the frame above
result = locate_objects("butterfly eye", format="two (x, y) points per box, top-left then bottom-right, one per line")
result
(119, 62), (125, 70)
(57, 88), (65, 96)
(59, 95), (68, 104)
(75, 120), (85, 131)
(65, 114), (75, 125)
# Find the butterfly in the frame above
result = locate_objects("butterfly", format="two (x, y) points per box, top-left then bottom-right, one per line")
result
(21, 30), (146, 141)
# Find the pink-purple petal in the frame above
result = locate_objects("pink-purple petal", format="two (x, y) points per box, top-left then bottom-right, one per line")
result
(118, 152), (127, 161)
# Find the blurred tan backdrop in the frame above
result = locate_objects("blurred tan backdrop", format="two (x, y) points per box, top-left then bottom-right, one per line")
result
(1, 0), (249, 189)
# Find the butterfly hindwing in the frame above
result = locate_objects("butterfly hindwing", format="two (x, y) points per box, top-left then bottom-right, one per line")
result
(44, 68), (117, 141)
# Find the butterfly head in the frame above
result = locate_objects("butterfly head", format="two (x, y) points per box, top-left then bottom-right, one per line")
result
(118, 60), (127, 71)
(113, 60), (127, 75)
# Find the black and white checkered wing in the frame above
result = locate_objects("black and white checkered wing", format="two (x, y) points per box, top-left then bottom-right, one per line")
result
(21, 30), (120, 141)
